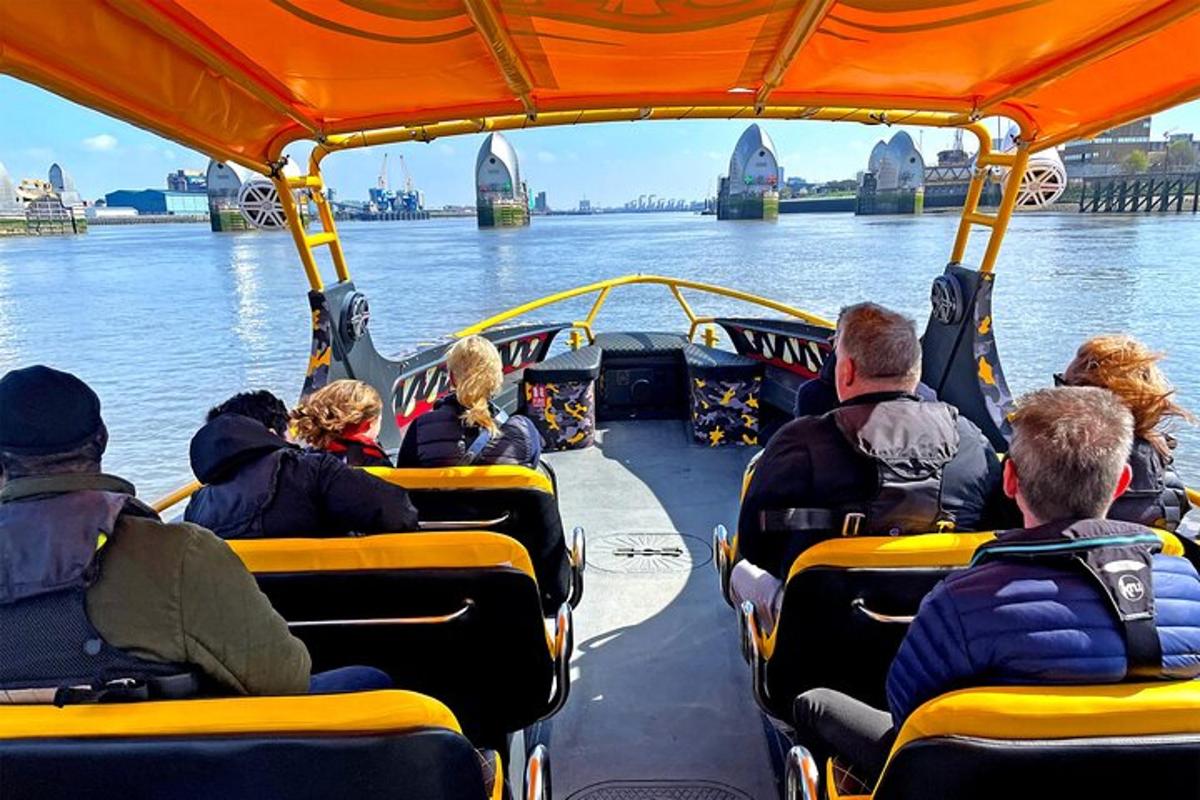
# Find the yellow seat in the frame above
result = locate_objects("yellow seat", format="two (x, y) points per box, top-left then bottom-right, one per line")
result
(736, 529), (1185, 719)
(232, 531), (571, 744)
(788, 681), (1200, 800)
(0, 690), (502, 800)
(367, 465), (584, 610)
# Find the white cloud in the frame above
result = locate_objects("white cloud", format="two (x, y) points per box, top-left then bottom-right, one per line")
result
(82, 134), (118, 152)
(162, 149), (177, 160)
(706, 150), (723, 161)
(536, 150), (558, 164)
(438, 143), (455, 156)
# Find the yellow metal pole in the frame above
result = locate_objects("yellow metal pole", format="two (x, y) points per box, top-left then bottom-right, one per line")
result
(453, 275), (832, 338)
(703, 325), (718, 348)
(951, 166), (989, 264)
(584, 287), (613, 330)
(669, 285), (698, 325)
(151, 480), (202, 515)
(306, 163), (351, 283)
(979, 144), (1031, 275)
(273, 174), (324, 291)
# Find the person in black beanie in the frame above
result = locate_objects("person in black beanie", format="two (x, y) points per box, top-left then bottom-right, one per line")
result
(0, 365), (314, 696)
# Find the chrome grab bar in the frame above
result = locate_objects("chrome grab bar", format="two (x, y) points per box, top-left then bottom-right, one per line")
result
(568, 526), (586, 608)
(541, 602), (574, 720)
(417, 513), (510, 531)
(524, 744), (551, 800)
(841, 512), (865, 537)
(785, 746), (821, 800)
(714, 523), (735, 606)
(287, 600), (475, 628)
(850, 598), (915, 625)
(740, 600), (773, 715)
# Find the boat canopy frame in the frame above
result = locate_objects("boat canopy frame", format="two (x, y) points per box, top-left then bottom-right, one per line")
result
(278, 112), (1028, 296)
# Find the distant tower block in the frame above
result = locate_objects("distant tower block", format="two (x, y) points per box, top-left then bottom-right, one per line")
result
(717, 124), (780, 220)
(475, 132), (530, 228)
(857, 131), (926, 215)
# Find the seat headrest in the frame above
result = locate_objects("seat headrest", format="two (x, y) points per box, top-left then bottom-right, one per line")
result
(784, 529), (1185, 582)
(0, 690), (459, 740)
(366, 466), (554, 495)
(893, 681), (1200, 753)
(231, 531), (537, 580)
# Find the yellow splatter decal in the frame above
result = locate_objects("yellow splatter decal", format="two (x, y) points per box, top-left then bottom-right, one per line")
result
(978, 315), (992, 335)
(978, 356), (995, 386)
(709, 428), (725, 446)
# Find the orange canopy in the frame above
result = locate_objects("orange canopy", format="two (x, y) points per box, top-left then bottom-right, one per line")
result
(2, 1), (1198, 171)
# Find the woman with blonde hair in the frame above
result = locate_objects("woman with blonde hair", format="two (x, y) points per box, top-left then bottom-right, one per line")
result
(291, 379), (392, 467)
(1058, 334), (1193, 530)
(397, 335), (542, 468)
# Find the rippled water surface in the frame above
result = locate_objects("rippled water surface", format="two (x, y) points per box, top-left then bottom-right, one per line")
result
(0, 212), (1198, 498)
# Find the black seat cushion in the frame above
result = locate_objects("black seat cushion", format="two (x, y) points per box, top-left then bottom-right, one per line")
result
(592, 332), (687, 356)
(523, 346), (603, 382)
(683, 343), (762, 381)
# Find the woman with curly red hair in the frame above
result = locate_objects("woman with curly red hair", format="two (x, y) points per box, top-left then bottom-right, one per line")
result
(1059, 334), (1194, 530)
(291, 379), (392, 467)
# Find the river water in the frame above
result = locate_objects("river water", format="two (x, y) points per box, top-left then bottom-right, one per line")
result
(0, 211), (1197, 499)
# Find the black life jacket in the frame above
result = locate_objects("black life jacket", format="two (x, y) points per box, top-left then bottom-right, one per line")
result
(830, 398), (961, 534)
(0, 490), (195, 704)
(1108, 438), (1191, 532)
(973, 519), (1167, 680)
(760, 396), (969, 546)
(186, 448), (290, 540)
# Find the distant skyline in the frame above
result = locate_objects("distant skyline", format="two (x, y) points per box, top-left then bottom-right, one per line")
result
(4, 76), (1200, 209)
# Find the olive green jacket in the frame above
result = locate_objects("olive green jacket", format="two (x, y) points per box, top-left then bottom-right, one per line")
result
(0, 473), (311, 695)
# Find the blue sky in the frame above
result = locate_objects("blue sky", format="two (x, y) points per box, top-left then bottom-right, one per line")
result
(3, 76), (1199, 209)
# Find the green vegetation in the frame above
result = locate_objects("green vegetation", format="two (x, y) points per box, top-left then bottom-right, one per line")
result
(1122, 149), (1149, 174)
(1166, 140), (1197, 170)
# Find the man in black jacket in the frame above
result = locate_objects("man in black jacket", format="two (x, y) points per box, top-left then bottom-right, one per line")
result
(185, 391), (418, 539)
(731, 303), (1001, 627)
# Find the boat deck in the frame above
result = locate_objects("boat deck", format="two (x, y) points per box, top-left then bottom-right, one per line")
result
(543, 421), (778, 800)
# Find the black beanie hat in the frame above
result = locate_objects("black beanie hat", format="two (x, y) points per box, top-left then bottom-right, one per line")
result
(0, 365), (104, 455)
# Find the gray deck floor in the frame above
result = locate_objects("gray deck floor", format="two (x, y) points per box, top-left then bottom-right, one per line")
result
(542, 421), (779, 800)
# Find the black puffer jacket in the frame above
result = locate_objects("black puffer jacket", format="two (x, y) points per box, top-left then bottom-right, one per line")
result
(1108, 437), (1191, 531)
(185, 414), (418, 539)
(740, 392), (1002, 577)
(397, 394), (542, 469)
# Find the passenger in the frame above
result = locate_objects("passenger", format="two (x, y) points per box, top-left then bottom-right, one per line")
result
(1058, 334), (1193, 530)
(792, 386), (1200, 789)
(793, 345), (937, 420)
(184, 390), (418, 539)
(733, 302), (1000, 628)
(397, 335), (543, 468)
(0, 365), (308, 697)
(291, 380), (393, 468)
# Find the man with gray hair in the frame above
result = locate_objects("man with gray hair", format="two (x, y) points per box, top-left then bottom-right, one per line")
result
(791, 386), (1200, 789)
(731, 302), (1001, 626)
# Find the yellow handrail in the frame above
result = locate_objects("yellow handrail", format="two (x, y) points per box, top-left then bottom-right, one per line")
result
(452, 274), (833, 343)
(150, 479), (202, 515)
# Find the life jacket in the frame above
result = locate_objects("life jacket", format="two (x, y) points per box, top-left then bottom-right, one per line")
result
(972, 519), (1168, 680)
(0, 490), (196, 703)
(830, 397), (962, 535)
(1108, 438), (1191, 532)
(405, 394), (532, 468)
(325, 435), (392, 468)
(185, 448), (290, 540)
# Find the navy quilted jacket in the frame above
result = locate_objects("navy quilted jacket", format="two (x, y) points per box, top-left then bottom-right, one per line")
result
(887, 542), (1200, 725)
